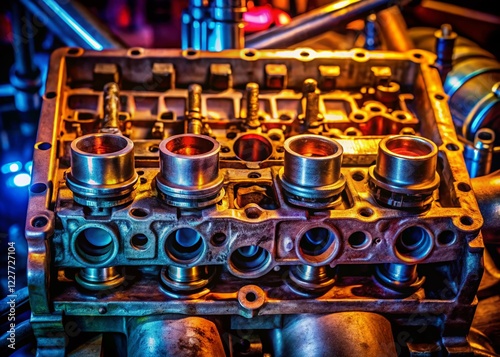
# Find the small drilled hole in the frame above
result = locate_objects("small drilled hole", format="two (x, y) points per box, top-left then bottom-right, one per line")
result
(32, 216), (48, 228)
(137, 170), (144, 176)
(413, 53), (423, 59)
(211, 232), (227, 246)
(140, 177), (147, 184)
(149, 145), (159, 153)
(435, 94), (445, 100)
(36, 142), (52, 150)
(130, 49), (141, 56)
(457, 182), (471, 192)
(276, 146), (284, 153)
(446, 143), (459, 151)
(348, 231), (369, 249)
(352, 171), (365, 181)
(354, 113), (365, 120)
(226, 132), (237, 139)
(355, 52), (365, 58)
(478, 131), (493, 141)
(30, 183), (47, 193)
(131, 234), (148, 249)
(246, 292), (256, 302)
(248, 172), (261, 179)
(221, 146), (230, 153)
(130, 208), (149, 218)
(45, 92), (57, 99)
(460, 216), (473, 226)
(396, 114), (406, 120)
(437, 230), (455, 245)
(370, 106), (381, 112)
(300, 51), (310, 57)
(186, 49), (197, 56)
(244, 50), (255, 57)
(359, 208), (373, 217)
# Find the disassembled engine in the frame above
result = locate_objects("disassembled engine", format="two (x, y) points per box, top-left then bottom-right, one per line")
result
(22, 1), (500, 357)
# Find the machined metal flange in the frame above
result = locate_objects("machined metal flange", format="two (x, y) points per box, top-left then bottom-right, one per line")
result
(156, 134), (225, 208)
(368, 135), (440, 210)
(278, 134), (346, 209)
(66, 133), (138, 207)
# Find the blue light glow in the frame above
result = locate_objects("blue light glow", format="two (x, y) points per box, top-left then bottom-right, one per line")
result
(25, 161), (33, 174)
(1, 161), (22, 174)
(13, 173), (31, 187)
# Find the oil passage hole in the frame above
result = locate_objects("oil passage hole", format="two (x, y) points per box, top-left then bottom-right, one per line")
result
(460, 216), (473, 226)
(359, 208), (373, 217)
(76, 135), (128, 154)
(457, 182), (471, 192)
(130, 208), (149, 218)
(234, 134), (272, 162)
(166, 136), (215, 156)
(352, 171), (365, 181)
(446, 143), (459, 151)
(211, 232), (227, 246)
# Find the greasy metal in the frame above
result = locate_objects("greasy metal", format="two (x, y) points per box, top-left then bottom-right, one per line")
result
(472, 170), (500, 245)
(464, 128), (495, 178)
(26, 47), (484, 355)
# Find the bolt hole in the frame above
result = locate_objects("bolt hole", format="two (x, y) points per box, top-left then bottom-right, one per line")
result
(186, 49), (197, 56)
(35, 142), (51, 151)
(245, 207), (262, 219)
(137, 170), (144, 176)
(246, 291), (257, 302)
(352, 171), (365, 181)
(359, 208), (373, 217)
(32, 216), (48, 228)
(149, 144), (159, 153)
(244, 49), (256, 57)
(221, 146), (230, 153)
(67, 48), (80, 55)
(45, 92), (57, 99)
(276, 146), (284, 153)
(460, 216), (473, 226)
(354, 113), (365, 120)
(446, 143), (459, 151)
(457, 182), (471, 192)
(248, 172), (261, 179)
(396, 114), (407, 120)
(300, 51), (310, 57)
(130, 48), (142, 56)
(226, 132), (237, 139)
(131, 234), (149, 250)
(437, 230), (455, 245)
(355, 52), (366, 58)
(130, 208), (149, 218)
(370, 106), (381, 112)
(435, 94), (445, 100)
(30, 182), (47, 193)
(211, 232), (227, 246)
(413, 53), (423, 59)
(140, 177), (147, 184)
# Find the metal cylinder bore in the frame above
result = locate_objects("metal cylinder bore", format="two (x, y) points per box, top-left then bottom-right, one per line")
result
(368, 135), (440, 210)
(156, 134), (224, 208)
(279, 135), (345, 208)
(66, 133), (138, 207)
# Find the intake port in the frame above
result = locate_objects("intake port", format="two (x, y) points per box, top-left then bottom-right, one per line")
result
(66, 133), (138, 207)
(165, 228), (206, 265)
(156, 134), (224, 208)
(229, 245), (272, 278)
(297, 227), (339, 265)
(279, 135), (345, 209)
(368, 135), (440, 211)
(73, 226), (118, 266)
(233, 133), (273, 162)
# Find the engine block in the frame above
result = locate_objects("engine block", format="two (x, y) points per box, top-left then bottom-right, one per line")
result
(26, 47), (484, 356)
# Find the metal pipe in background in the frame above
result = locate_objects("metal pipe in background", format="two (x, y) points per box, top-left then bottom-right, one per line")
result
(245, 0), (411, 49)
(18, 0), (126, 50)
(376, 6), (414, 51)
(471, 170), (500, 246)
